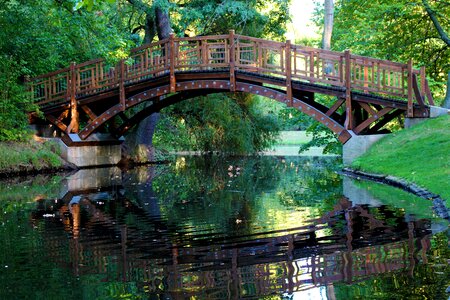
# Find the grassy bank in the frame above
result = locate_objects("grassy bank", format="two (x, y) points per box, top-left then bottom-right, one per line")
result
(0, 139), (66, 176)
(275, 131), (311, 145)
(352, 115), (450, 203)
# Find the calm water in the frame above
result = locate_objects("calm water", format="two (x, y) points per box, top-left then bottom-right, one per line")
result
(0, 156), (449, 299)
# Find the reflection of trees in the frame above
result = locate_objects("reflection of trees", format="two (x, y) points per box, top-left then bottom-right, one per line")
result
(135, 156), (343, 240)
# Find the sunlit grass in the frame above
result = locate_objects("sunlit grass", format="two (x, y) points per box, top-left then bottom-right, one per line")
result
(352, 115), (450, 203)
(0, 140), (64, 174)
(275, 131), (311, 145)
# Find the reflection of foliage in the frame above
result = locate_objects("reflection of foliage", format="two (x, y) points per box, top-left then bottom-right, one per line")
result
(150, 156), (282, 236)
(274, 157), (342, 208)
(0, 175), (64, 217)
(145, 156), (343, 238)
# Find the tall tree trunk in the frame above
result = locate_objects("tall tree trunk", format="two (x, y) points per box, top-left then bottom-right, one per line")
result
(322, 0), (334, 75)
(124, 1), (172, 163)
(443, 71), (450, 109)
(322, 0), (334, 51)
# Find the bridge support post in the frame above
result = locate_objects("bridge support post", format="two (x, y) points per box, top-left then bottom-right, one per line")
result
(55, 134), (123, 168)
(344, 50), (353, 130)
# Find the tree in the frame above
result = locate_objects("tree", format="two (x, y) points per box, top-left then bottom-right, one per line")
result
(421, 0), (450, 108)
(0, 0), (134, 141)
(322, 0), (334, 50)
(330, 0), (449, 100)
(115, 0), (290, 160)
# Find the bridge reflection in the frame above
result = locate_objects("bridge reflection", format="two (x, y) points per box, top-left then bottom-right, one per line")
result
(32, 166), (434, 299)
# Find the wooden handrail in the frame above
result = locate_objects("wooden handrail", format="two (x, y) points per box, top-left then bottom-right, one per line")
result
(29, 32), (432, 110)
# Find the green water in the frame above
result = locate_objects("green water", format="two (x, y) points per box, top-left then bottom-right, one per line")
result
(0, 156), (448, 299)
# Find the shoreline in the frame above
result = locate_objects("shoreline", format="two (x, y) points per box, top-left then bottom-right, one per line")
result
(342, 167), (449, 221)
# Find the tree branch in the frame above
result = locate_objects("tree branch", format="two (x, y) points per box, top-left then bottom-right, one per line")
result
(422, 0), (450, 46)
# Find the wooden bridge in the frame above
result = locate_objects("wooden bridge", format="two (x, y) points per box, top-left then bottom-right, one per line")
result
(29, 31), (434, 144)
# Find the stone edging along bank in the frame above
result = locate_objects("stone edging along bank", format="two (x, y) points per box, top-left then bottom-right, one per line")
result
(342, 167), (449, 221)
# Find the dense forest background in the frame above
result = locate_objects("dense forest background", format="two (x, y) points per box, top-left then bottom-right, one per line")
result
(0, 0), (448, 154)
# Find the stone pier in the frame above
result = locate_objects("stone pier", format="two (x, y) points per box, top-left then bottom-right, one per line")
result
(56, 133), (123, 168)
(342, 131), (386, 165)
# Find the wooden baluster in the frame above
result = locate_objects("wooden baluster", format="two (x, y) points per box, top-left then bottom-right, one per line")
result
(344, 50), (353, 130)
(202, 40), (208, 70)
(229, 30), (236, 92)
(145, 49), (149, 71)
(285, 40), (293, 107)
(309, 51), (315, 81)
(169, 33), (176, 93)
(407, 59), (413, 117)
(363, 58), (369, 93)
(376, 62), (381, 92)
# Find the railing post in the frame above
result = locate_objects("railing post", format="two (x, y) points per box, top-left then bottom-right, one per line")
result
(407, 59), (413, 117)
(344, 50), (353, 130)
(68, 62), (79, 133)
(119, 59), (126, 111)
(229, 30), (236, 92)
(285, 40), (293, 107)
(169, 33), (176, 93)
(420, 66), (426, 101)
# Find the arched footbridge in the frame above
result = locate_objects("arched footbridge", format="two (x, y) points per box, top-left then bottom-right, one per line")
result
(29, 31), (434, 144)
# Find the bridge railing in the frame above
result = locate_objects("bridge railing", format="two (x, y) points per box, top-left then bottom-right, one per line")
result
(29, 31), (434, 113)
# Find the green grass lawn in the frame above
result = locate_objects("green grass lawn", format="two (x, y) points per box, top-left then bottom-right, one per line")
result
(0, 139), (65, 175)
(352, 115), (450, 202)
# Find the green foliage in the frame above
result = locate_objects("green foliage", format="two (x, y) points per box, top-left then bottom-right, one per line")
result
(299, 121), (342, 155)
(297, 94), (343, 155)
(0, 56), (34, 141)
(327, 0), (450, 101)
(352, 115), (450, 203)
(168, 0), (290, 39)
(0, 0), (134, 75)
(154, 93), (281, 154)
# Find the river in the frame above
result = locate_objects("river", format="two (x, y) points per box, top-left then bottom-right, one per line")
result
(0, 156), (449, 299)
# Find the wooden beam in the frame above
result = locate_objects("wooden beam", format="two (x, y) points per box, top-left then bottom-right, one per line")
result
(326, 98), (345, 116)
(359, 102), (377, 116)
(229, 30), (236, 92)
(424, 79), (435, 106)
(367, 109), (403, 133)
(81, 105), (97, 121)
(119, 60), (126, 111)
(46, 114), (68, 133)
(286, 40), (293, 106)
(407, 59), (414, 117)
(66, 62), (79, 133)
(344, 50), (353, 130)
(353, 107), (393, 134)
(169, 33), (176, 93)
(412, 74), (425, 107)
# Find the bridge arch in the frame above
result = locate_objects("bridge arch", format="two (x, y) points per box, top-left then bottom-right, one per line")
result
(78, 79), (351, 143)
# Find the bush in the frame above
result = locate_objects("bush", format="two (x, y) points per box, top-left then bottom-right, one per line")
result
(0, 56), (36, 141)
